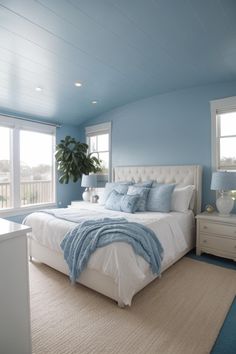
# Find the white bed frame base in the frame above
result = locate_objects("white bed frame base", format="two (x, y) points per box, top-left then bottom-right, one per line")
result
(29, 164), (202, 307)
(29, 238), (194, 307)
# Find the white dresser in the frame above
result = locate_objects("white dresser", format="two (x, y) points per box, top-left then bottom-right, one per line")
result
(196, 212), (236, 261)
(0, 218), (32, 354)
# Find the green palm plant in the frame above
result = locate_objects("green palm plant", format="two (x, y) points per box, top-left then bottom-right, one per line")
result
(55, 136), (101, 184)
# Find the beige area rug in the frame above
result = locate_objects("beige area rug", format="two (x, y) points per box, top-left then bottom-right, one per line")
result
(30, 257), (236, 354)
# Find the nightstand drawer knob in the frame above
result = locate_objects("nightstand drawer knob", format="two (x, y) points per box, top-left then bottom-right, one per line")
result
(203, 239), (207, 243)
(203, 226), (208, 230)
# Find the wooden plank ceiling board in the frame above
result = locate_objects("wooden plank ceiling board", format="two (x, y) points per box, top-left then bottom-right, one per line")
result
(0, 0), (236, 125)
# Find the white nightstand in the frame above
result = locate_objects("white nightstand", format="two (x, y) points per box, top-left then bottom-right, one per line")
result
(67, 200), (83, 208)
(67, 201), (94, 208)
(196, 212), (236, 261)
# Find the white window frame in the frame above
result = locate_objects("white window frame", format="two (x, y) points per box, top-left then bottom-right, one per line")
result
(85, 122), (112, 182)
(211, 96), (236, 171)
(0, 115), (57, 217)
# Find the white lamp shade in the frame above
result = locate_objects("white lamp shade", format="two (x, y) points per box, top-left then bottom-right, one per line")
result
(211, 171), (236, 191)
(81, 174), (97, 188)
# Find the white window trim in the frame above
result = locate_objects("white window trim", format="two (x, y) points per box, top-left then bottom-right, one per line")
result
(0, 203), (57, 218)
(0, 115), (57, 217)
(85, 122), (111, 136)
(211, 96), (236, 171)
(0, 115), (56, 134)
(85, 122), (112, 181)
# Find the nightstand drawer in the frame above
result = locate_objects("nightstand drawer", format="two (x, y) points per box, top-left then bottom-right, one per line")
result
(196, 213), (236, 261)
(200, 234), (236, 254)
(200, 221), (236, 237)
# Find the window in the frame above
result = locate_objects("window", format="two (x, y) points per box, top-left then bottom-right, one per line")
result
(0, 115), (56, 215)
(216, 111), (236, 170)
(0, 126), (11, 209)
(211, 96), (236, 170)
(85, 122), (111, 184)
(211, 96), (236, 199)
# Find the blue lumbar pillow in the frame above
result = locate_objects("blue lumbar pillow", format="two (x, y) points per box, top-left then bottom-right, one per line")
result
(99, 182), (133, 205)
(105, 190), (140, 213)
(147, 183), (175, 212)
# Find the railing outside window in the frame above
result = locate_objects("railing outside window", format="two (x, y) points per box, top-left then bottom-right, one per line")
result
(0, 180), (52, 209)
(0, 115), (56, 214)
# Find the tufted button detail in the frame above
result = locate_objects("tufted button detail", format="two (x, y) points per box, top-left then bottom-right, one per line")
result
(114, 165), (196, 191)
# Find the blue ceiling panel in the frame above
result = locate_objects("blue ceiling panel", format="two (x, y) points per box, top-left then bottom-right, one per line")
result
(0, 0), (236, 125)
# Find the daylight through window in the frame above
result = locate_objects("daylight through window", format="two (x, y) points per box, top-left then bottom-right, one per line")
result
(86, 122), (111, 184)
(211, 97), (236, 200)
(0, 116), (56, 213)
(217, 111), (236, 170)
(0, 126), (11, 209)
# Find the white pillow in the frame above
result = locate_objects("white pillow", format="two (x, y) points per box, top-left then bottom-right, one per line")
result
(189, 189), (196, 210)
(171, 185), (195, 212)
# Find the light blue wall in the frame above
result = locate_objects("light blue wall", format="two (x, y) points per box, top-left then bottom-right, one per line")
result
(6, 123), (83, 223)
(6, 80), (236, 224)
(79, 80), (236, 211)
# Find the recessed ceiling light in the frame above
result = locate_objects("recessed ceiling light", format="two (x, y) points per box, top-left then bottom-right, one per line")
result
(75, 82), (82, 87)
(92, 100), (97, 104)
(35, 87), (42, 92)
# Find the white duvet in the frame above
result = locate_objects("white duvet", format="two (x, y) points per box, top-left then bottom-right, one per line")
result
(24, 204), (194, 305)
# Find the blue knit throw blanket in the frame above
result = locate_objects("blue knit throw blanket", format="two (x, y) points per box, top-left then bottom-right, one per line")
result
(60, 217), (164, 283)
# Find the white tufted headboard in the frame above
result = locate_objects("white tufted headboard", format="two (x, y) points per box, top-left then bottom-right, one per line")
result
(113, 165), (202, 214)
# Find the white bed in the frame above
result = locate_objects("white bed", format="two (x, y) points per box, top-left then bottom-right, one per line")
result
(25, 165), (202, 306)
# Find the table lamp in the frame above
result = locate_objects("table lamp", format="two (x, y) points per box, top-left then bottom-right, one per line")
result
(81, 174), (97, 202)
(211, 171), (236, 216)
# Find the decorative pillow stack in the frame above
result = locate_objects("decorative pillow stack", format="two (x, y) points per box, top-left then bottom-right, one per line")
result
(102, 179), (194, 214)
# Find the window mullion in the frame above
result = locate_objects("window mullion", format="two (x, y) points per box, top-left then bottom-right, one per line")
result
(216, 114), (220, 169)
(52, 134), (56, 204)
(12, 127), (21, 208)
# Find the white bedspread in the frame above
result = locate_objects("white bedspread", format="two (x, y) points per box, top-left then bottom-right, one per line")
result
(24, 204), (194, 305)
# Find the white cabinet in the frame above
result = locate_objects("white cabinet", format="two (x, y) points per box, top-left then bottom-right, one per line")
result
(196, 212), (236, 261)
(0, 218), (32, 354)
(67, 200), (93, 208)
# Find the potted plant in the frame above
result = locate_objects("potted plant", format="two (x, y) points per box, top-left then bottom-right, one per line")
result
(55, 136), (101, 184)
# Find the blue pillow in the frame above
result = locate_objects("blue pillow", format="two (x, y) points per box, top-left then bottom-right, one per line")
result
(127, 186), (150, 211)
(147, 183), (175, 212)
(99, 182), (133, 205)
(134, 180), (153, 188)
(115, 183), (131, 194)
(105, 190), (140, 213)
